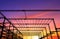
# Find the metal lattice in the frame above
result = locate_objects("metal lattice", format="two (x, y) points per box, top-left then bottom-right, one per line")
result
(0, 10), (60, 39)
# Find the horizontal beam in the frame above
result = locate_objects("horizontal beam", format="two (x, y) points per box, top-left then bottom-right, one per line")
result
(3, 23), (49, 25)
(16, 29), (44, 31)
(0, 10), (60, 12)
(9, 27), (46, 31)
(13, 23), (48, 25)
(56, 28), (60, 29)
(5, 26), (46, 29)
(7, 18), (54, 20)
(56, 28), (60, 31)
(0, 17), (54, 20)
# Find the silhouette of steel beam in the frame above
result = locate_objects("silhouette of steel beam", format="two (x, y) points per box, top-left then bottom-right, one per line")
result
(39, 30), (44, 39)
(16, 23), (53, 39)
(42, 32), (56, 39)
(52, 19), (59, 39)
(8, 26), (47, 39)
(0, 18), (5, 39)
(2, 23), (49, 25)
(0, 12), (22, 36)
(57, 28), (60, 31)
(37, 28), (48, 39)
(0, 10), (60, 12)
(5, 23), (52, 39)
(16, 27), (48, 39)
(7, 18), (54, 20)
(47, 24), (52, 39)
(0, 10), (59, 39)
(56, 28), (60, 39)
(1, 18), (57, 39)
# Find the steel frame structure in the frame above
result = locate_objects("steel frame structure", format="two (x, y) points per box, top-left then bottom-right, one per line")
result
(0, 12), (22, 39)
(0, 10), (60, 39)
(8, 27), (46, 39)
(5, 18), (57, 39)
(3, 20), (57, 39)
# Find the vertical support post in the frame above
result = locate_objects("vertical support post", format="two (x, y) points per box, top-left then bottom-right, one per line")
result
(38, 27), (44, 39)
(42, 30), (44, 39)
(0, 18), (5, 39)
(24, 11), (27, 19)
(7, 30), (10, 39)
(53, 19), (59, 39)
(9, 25), (11, 31)
(39, 30), (44, 39)
(12, 27), (14, 39)
(45, 28), (48, 39)
(1, 18), (5, 39)
(48, 24), (52, 39)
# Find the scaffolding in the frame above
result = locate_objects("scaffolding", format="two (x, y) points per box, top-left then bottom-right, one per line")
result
(0, 10), (60, 39)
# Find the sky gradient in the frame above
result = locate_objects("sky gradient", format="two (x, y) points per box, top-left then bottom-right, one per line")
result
(0, 0), (60, 10)
(0, 0), (60, 39)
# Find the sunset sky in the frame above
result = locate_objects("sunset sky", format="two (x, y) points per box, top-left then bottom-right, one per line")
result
(0, 0), (60, 27)
(0, 0), (60, 39)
